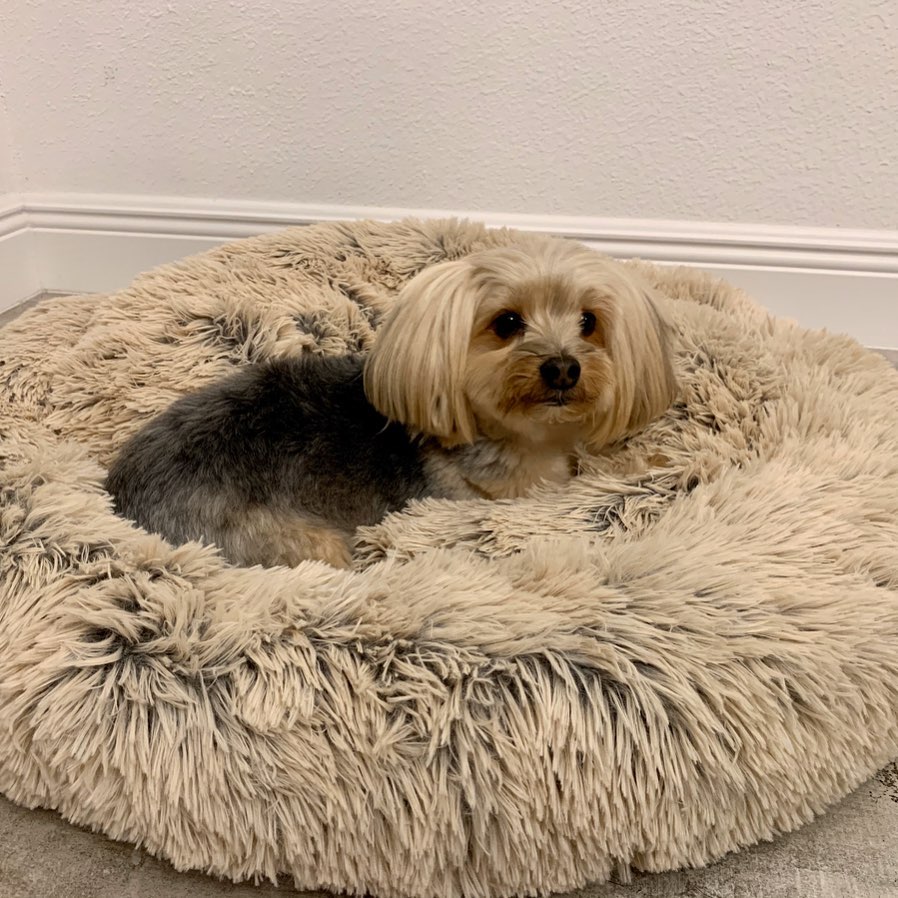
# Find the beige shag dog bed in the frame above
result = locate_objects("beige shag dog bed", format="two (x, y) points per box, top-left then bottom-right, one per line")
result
(1, 218), (897, 898)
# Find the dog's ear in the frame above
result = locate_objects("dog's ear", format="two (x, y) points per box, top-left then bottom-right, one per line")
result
(586, 268), (677, 450)
(364, 259), (478, 444)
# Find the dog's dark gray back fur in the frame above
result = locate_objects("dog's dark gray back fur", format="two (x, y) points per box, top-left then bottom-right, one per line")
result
(106, 354), (430, 557)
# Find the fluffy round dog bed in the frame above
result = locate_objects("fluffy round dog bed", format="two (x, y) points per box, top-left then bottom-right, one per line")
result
(1, 218), (897, 898)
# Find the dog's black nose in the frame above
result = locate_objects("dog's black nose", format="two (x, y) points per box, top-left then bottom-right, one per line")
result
(540, 356), (581, 391)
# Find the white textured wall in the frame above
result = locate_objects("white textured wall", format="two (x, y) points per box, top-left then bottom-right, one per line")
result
(2, 0), (897, 227)
(0, 101), (18, 196)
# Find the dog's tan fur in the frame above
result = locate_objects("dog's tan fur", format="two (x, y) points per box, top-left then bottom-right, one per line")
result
(223, 507), (352, 569)
(364, 238), (677, 508)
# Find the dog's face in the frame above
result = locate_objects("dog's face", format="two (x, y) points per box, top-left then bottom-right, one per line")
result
(364, 238), (676, 450)
(464, 273), (616, 443)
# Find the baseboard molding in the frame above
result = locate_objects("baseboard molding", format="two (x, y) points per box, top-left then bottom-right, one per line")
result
(2, 193), (897, 349)
(0, 204), (40, 307)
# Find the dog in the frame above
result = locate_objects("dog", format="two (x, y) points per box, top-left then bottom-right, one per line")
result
(106, 237), (676, 568)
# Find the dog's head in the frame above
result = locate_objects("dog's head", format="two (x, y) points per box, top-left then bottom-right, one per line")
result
(364, 237), (676, 449)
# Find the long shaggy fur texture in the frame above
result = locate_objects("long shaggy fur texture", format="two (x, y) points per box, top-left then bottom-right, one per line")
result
(1, 218), (898, 898)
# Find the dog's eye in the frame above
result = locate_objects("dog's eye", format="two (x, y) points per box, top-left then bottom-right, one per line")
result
(491, 311), (526, 340)
(580, 311), (597, 337)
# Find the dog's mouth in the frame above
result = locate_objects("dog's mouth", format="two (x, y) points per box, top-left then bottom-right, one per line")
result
(499, 383), (591, 416)
(542, 390), (577, 407)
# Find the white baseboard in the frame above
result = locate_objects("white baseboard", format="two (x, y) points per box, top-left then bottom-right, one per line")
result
(0, 201), (40, 306)
(2, 193), (897, 349)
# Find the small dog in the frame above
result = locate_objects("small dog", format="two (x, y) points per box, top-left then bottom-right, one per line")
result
(106, 237), (676, 568)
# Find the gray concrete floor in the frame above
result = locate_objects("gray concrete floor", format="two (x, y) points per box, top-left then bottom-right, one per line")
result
(0, 292), (72, 328)
(2, 294), (898, 898)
